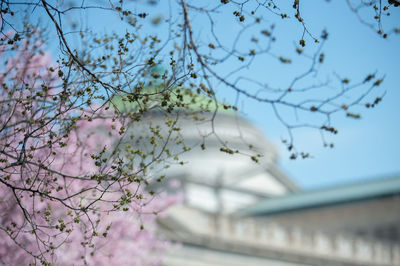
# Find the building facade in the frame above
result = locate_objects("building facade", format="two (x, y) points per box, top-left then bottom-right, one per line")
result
(139, 101), (400, 265)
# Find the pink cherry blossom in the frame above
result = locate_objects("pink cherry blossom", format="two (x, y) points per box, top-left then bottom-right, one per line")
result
(0, 30), (180, 266)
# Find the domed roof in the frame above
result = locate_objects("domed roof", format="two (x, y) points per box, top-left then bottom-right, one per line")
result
(112, 87), (298, 213)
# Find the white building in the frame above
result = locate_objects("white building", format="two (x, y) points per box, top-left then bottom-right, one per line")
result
(118, 88), (400, 265)
(149, 110), (400, 266)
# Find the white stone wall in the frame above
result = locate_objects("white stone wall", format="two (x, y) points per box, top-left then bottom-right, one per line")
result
(162, 206), (400, 266)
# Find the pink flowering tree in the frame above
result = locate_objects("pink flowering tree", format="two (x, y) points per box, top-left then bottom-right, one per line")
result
(0, 29), (185, 265)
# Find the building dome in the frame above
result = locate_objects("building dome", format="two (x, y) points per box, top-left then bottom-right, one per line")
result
(115, 88), (297, 213)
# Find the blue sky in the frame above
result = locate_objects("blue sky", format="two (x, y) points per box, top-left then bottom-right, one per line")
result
(235, 1), (400, 188)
